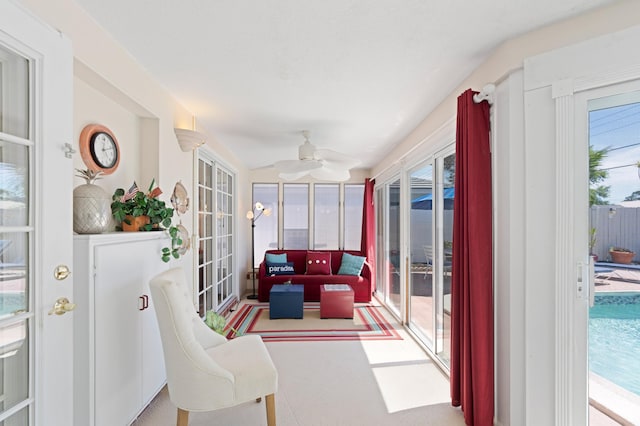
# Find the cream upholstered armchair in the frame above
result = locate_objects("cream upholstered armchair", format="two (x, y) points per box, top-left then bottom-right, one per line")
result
(149, 267), (278, 426)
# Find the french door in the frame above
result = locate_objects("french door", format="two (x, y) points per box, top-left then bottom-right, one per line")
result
(197, 152), (236, 314)
(0, 3), (73, 425)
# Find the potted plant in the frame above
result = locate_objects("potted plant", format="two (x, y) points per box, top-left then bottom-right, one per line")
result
(111, 179), (183, 262)
(609, 246), (635, 264)
(204, 310), (241, 337)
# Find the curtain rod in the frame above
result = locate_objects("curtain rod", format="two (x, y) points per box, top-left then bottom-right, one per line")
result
(473, 83), (496, 105)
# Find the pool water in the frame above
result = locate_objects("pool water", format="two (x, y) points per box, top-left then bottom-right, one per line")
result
(589, 293), (640, 397)
(0, 292), (26, 316)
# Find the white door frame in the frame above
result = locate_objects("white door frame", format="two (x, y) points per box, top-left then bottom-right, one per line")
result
(523, 24), (640, 425)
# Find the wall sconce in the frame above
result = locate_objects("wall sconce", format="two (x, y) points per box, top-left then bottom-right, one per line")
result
(174, 128), (206, 152)
(609, 207), (616, 219)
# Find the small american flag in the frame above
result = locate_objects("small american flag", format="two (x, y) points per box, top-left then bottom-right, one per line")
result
(122, 181), (139, 201)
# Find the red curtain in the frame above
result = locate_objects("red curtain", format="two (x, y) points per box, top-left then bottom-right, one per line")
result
(361, 178), (376, 294)
(450, 89), (493, 426)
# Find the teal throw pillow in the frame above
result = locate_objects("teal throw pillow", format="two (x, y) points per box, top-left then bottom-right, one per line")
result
(265, 253), (287, 263)
(337, 253), (366, 276)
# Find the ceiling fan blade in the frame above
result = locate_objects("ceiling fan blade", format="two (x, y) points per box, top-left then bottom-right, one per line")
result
(315, 149), (360, 168)
(273, 159), (322, 173)
(279, 170), (311, 181)
(310, 167), (351, 182)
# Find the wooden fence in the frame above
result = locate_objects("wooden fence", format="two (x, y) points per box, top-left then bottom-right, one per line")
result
(590, 205), (640, 262)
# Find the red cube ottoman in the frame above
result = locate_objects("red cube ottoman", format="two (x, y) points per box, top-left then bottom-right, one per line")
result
(320, 284), (354, 319)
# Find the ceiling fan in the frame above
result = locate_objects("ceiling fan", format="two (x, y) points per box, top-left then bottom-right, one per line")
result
(273, 131), (360, 182)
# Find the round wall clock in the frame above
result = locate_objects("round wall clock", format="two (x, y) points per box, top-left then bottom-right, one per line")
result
(79, 124), (120, 175)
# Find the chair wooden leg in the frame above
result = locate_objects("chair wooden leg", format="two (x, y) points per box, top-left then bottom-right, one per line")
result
(265, 393), (276, 426)
(177, 408), (189, 426)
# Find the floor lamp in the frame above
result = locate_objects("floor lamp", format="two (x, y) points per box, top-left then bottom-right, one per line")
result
(246, 202), (272, 300)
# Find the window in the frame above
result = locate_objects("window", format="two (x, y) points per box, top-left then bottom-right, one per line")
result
(254, 182), (365, 251)
(344, 184), (364, 250)
(283, 184), (309, 249)
(314, 184), (339, 249)
(252, 183), (278, 266)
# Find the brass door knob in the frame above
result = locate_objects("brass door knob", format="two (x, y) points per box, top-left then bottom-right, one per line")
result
(48, 297), (76, 315)
(54, 265), (71, 280)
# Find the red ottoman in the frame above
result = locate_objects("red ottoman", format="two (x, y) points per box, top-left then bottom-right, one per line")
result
(320, 284), (354, 319)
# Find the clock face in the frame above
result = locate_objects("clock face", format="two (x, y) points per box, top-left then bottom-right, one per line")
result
(79, 124), (120, 175)
(90, 132), (118, 168)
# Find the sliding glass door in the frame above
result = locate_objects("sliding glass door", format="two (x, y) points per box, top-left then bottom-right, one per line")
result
(377, 147), (454, 368)
(438, 151), (455, 366)
(377, 178), (402, 316)
(408, 162), (435, 348)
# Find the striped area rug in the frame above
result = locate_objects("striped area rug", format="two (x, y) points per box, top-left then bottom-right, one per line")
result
(224, 303), (402, 342)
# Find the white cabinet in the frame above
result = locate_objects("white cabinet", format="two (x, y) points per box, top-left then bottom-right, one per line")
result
(74, 233), (169, 426)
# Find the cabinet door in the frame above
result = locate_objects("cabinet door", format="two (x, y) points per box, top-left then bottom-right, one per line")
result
(140, 238), (168, 404)
(94, 243), (144, 426)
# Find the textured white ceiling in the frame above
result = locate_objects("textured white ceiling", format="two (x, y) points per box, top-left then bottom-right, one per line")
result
(74, 0), (614, 170)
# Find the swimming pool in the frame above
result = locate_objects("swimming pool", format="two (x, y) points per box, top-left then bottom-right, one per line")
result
(589, 292), (640, 397)
(0, 292), (25, 317)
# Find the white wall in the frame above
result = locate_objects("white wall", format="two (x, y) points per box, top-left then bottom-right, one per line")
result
(493, 70), (526, 426)
(21, 0), (250, 295)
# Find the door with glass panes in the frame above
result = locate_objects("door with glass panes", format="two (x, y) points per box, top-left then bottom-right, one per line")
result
(1, 3), (74, 425)
(197, 153), (235, 314)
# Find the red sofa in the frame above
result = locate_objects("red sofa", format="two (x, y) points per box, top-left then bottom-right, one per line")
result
(257, 249), (372, 303)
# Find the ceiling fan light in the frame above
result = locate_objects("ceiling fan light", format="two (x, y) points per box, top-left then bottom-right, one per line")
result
(298, 141), (316, 160)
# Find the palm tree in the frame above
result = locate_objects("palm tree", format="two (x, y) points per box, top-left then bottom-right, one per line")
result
(589, 145), (610, 206)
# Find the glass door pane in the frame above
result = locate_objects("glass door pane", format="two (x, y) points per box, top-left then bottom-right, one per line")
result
(197, 158), (214, 315)
(587, 93), (640, 421)
(408, 163), (434, 350)
(386, 178), (401, 315)
(0, 42), (30, 425)
(215, 166), (234, 306)
(0, 45), (29, 139)
(375, 187), (386, 296)
(436, 152), (455, 366)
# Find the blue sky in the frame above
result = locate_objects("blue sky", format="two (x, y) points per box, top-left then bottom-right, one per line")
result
(589, 102), (640, 204)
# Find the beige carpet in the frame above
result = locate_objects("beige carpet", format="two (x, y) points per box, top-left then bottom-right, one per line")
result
(132, 301), (465, 426)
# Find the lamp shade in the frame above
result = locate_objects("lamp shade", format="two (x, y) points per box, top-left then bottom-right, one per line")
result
(174, 128), (206, 151)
